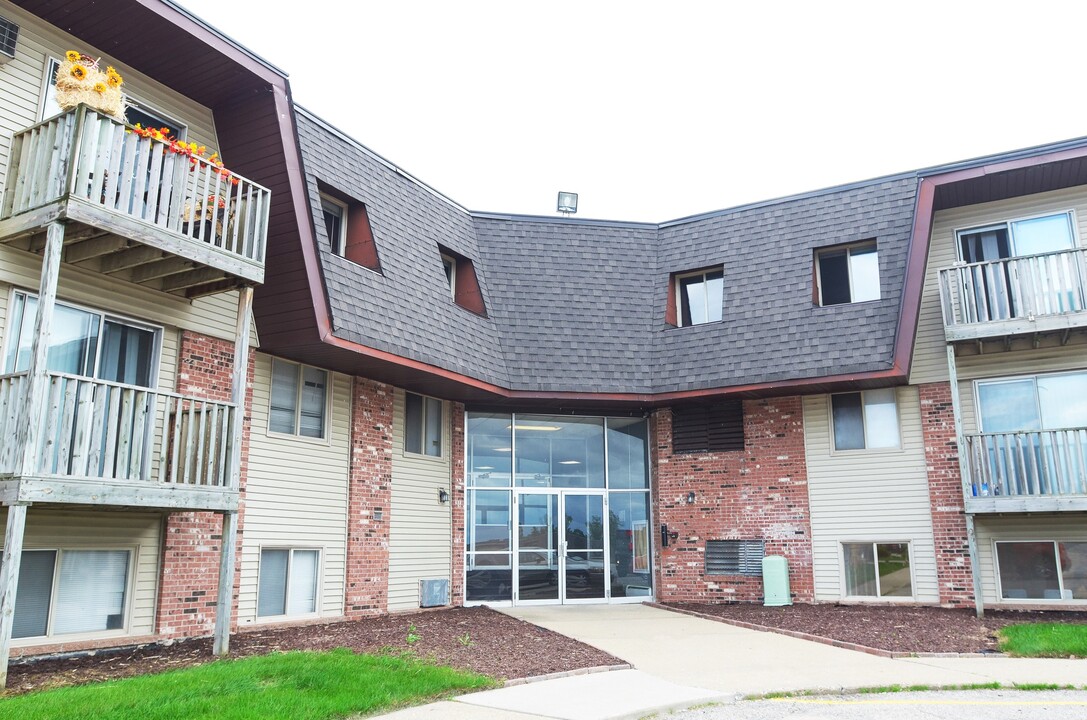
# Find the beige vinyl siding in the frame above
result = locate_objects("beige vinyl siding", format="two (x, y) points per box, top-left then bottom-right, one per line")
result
(802, 387), (939, 602)
(0, 0), (218, 191)
(238, 354), (351, 625)
(974, 514), (1087, 605)
(388, 388), (452, 612)
(0, 508), (161, 646)
(910, 186), (1087, 385)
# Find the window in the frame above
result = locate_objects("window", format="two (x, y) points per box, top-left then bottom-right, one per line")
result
(436, 245), (487, 315)
(257, 548), (319, 617)
(13, 549), (131, 638)
(843, 542), (912, 598)
(705, 540), (764, 576)
(831, 389), (900, 451)
(269, 358), (328, 439)
(996, 541), (1087, 601)
(958, 212), (1075, 264)
(671, 401), (744, 453)
(816, 242), (880, 306)
(977, 371), (1087, 433)
(320, 194), (348, 256)
(441, 254), (457, 298)
(405, 392), (442, 457)
(3, 291), (159, 387)
(674, 267), (723, 326)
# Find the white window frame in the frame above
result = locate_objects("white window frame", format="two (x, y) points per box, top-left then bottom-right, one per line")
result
(2, 289), (162, 389)
(829, 389), (902, 452)
(441, 253), (457, 299)
(815, 241), (881, 306)
(404, 391), (444, 459)
(320, 194), (348, 256)
(974, 369), (1087, 433)
(255, 546), (323, 620)
(993, 539), (1087, 603)
(955, 210), (1078, 262)
(267, 357), (331, 442)
(840, 541), (914, 600)
(674, 267), (724, 327)
(13, 546), (136, 641)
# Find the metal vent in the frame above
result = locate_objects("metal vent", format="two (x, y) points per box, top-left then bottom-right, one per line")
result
(0, 16), (18, 63)
(419, 578), (449, 608)
(705, 539), (765, 576)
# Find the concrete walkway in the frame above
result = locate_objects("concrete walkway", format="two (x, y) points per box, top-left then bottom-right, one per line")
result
(368, 603), (1086, 720)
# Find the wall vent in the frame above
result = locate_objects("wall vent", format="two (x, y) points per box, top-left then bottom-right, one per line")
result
(419, 578), (449, 608)
(705, 539), (765, 576)
(0, 16), (18, 64)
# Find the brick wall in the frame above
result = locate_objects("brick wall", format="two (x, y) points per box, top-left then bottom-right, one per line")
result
(157, 331), (253, 638)
(449, 402), (466, 604)
(343, 377), (393, 615)
(652, 397), (814, 604)
(918, 381), (974, 607)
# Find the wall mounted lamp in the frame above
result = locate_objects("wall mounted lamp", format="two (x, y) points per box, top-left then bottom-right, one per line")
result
(438, 488), (450, 504)
(686, 491), (696, 504)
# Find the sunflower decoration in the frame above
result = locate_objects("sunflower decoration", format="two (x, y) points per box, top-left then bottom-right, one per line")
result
(54, 49), (126, 121)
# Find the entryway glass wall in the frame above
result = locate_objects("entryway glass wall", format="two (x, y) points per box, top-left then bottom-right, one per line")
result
(465, 413), (653, 605)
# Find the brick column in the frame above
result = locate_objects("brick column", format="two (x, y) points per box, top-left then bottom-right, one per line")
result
(919, 381), (974, 607)
(450, 403), (466, 605)
(343, 378), (393, 616)
(652, 397), (814, 604)
(157, 331), (253, 638)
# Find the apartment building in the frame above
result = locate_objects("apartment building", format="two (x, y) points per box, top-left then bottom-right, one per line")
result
(0, 0), (1084, 690)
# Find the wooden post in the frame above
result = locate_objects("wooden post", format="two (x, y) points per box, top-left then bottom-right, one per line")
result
(18, 222), (65, 476)
(0, 504), (29, 689)
(211, 287), (253, 656)
(212, 510), (238, 656)
(947, 344), (985, 618)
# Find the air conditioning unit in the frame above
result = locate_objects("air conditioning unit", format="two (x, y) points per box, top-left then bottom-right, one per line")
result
(0, 16), (18, 66)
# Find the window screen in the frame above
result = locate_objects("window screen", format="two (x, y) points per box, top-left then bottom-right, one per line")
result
(13, 550), (56, 639)
(269, 359), (298, 434)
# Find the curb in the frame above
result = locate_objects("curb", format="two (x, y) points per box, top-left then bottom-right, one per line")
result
(647, 602), (1004, 659)
(504, 663), (633, 687)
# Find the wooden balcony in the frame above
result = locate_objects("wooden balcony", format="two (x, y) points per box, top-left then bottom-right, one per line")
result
(0, 106), (269, 297)
(938, 249), (1087, 343)
(963, 428), (1087, 513)
(0, 371), (238, 511)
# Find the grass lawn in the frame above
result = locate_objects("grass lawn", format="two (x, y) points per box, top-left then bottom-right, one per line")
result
(0, 649), (496, 720)
(999, 623), (1087, 658)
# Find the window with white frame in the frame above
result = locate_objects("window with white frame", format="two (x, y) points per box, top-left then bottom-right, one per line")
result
(958, 212), (1075, 264)
(257, 548), (320, 617)
(13, 549), (131, 638)
(321, 194), (348, 256)
(441, 253), (457, 298)
(976, 371), (1087, 433)
(996, 541), (1087, 601)
(675, 267), (724, 326)
(269, 358), (328, 439)
(3, 291), (159, 387)
(830, 389), (900, 451)
(842, 542), (912, 598)
(405, 392), (442, 457)
(815, 242), (880, 306)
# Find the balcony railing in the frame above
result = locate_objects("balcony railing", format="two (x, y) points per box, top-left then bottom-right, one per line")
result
(1, 106), (269, 282)
(938, 249), (1087, 340)
(0, 371), (236, 489)
(964, 428), (1087, 504)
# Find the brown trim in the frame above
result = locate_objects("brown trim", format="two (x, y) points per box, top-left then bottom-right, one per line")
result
(892, 177), (935, 379)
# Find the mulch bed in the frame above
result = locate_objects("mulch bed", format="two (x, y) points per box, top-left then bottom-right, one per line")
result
(4, 606), (622, 696)
(665, 602), (1087, 654)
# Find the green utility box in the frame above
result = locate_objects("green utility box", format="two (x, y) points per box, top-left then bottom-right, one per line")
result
(762, 555), (792, 607)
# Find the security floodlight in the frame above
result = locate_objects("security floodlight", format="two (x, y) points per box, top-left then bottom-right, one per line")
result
(557, 191), (578, 215)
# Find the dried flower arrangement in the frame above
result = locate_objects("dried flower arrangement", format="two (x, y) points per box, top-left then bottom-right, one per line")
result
(130, 124), (239, 187)
(55, 50), (126, 121)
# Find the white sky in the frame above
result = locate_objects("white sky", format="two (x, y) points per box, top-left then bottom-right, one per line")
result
(177, 0), (1087, 223)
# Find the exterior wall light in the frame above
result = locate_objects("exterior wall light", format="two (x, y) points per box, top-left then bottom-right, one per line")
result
(686, 491), (696, 504)
(557, 191), (578, 215)
(438, 488), (450, 503)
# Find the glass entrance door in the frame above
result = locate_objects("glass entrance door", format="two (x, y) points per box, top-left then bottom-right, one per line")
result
(515, 491), (607, 604)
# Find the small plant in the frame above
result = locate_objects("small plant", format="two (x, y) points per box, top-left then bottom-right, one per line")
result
(457, 632), (474, 648)
(405, 623), (420, 645)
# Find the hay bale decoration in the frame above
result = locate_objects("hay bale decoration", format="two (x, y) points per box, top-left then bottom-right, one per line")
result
(55, 50), (127, 121)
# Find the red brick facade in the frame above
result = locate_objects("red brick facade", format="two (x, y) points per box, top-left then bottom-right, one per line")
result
(450, 402), (466, 604)
(652, 397), (814, 604)
(157, 331), (254, 638)
(343, 377), (394, 616)
(918, 381), (974, 607)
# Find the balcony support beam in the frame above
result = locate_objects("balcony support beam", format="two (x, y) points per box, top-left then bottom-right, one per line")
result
(0, 503), (28, 689)
(947, 344), (985, 618)
(213, 510), (238, 656)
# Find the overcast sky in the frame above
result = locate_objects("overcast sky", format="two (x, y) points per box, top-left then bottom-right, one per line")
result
(176, 1), (1087, 223)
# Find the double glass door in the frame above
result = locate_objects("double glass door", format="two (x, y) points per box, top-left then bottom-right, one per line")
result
(516, 491), (606, 604)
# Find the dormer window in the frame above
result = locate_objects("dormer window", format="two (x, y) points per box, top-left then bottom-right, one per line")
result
(317, 184), (381, 272)
(815, 241), (879, 306)
(441, 253), (457, 298)
(437, 245), (486, 316)
(668, 266), (724, 326)
(320, 194), (347, 255)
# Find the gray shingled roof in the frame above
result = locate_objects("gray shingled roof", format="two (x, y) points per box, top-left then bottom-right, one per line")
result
(292, 108), (916, 395)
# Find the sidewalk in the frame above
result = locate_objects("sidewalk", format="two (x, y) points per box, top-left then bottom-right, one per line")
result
(368, 603), (1086, 720)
